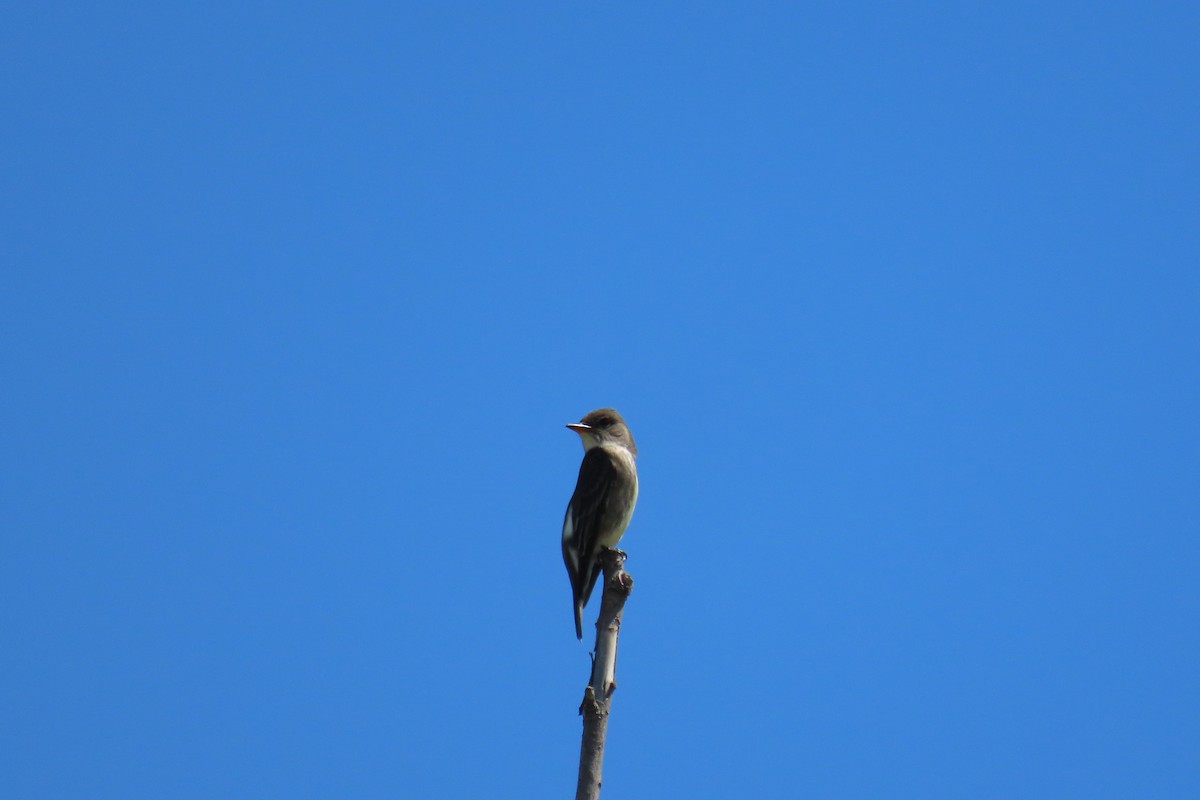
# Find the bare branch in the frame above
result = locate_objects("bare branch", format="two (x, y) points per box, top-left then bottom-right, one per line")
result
(574, 548), (633, 800)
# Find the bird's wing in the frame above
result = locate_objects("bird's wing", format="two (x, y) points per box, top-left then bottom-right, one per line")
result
(561, 447), (618, 587)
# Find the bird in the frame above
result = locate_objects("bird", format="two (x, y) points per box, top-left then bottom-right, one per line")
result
(561, 407), (639, 640)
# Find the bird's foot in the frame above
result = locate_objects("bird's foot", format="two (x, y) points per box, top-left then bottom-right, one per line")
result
(600, 546), (628, 565)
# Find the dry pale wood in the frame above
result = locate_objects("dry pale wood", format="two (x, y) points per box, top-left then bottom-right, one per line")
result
(575, 548), (633, 800)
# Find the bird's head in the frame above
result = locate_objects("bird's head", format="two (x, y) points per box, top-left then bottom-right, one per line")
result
(566, 407), (637, 456)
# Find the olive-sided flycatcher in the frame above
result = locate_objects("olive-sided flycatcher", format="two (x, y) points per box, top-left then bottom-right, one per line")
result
(561, 408), (639, 640)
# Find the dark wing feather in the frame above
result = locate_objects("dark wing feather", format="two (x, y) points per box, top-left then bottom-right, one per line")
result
(562, 448), (618, 632)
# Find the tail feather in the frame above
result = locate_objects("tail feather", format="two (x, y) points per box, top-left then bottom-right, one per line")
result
(573, 561), (603, 641)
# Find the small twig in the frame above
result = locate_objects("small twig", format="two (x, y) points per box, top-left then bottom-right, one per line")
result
(575, 548), (634, 800)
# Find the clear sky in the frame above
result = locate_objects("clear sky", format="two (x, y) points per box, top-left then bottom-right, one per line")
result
(3, 3), (1197, 798)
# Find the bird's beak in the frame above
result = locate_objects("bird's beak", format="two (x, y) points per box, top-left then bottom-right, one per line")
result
(566, 423), (591, 434)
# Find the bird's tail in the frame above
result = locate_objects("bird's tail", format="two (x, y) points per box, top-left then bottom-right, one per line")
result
(574, 561), (604, 641)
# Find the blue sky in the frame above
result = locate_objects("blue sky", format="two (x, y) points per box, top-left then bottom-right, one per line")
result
(2, 2), (1197, 797)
